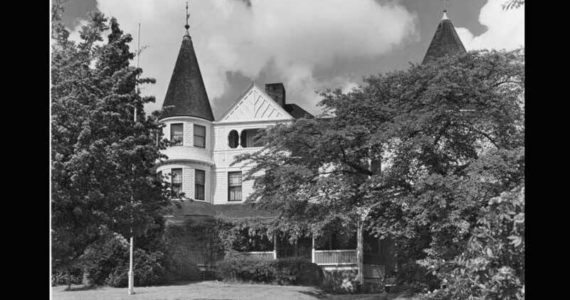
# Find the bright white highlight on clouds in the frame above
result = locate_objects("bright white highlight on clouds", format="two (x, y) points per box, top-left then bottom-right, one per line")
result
(76, 0), (417, 115)
(455, 0), (524, 51)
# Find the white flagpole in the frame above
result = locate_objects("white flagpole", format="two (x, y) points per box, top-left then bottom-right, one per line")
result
(128, 21), (141, 296)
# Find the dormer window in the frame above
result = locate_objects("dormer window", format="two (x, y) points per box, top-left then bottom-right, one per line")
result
(194, 124), (206, 148)
(170, 123), (183, 146)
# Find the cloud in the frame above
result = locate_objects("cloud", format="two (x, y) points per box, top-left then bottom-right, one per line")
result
(71, 0), (417, 116)
(455, 0), (524, 51)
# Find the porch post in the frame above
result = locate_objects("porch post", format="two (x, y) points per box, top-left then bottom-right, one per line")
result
(356, 219), (364, 285)
(273, 233), (277, 260)
(311, 233), (315, 264)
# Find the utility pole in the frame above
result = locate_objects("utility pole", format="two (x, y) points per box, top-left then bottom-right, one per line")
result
(128, 22), (141, 296)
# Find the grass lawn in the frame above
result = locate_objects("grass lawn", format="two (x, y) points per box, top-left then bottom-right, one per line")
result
(51, 281), (419, 300)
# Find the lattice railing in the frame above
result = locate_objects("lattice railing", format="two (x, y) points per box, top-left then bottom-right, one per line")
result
(314, 249), (357, 265)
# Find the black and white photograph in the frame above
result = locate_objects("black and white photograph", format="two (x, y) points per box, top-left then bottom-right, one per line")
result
(51, 0), (525, 299)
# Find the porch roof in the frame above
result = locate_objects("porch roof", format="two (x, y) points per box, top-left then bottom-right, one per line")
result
(165, 200), (277, 224)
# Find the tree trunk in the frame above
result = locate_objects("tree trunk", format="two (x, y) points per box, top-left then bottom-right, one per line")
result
(67, 269), (71, 290)
(356, 219), (364, 285)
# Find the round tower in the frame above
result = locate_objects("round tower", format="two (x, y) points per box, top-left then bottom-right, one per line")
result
(157, 10), (215, 203)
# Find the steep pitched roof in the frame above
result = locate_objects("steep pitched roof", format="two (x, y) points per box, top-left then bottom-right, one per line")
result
(217, 83), (294, 122)
(161, 34), (214, 121)
(422, 11), (467, 65)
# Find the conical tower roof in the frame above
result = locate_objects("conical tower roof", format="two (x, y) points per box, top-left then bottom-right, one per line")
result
(161, 33), (214, 121)
(422, 10), (466, 65)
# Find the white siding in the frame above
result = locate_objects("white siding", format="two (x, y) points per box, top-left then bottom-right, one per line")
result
(182, 166), (193, 198)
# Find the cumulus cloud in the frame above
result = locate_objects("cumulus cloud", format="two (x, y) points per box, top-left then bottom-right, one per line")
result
(455, 0), (524, 51)
(70, 0), (417, 116)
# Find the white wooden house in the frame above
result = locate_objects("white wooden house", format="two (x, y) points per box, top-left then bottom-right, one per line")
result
(156, 9), (466, 280)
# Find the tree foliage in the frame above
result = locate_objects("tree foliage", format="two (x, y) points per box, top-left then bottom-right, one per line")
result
(234, 49), (524, 296)
(503, 0), (525, 10)
(51, 6), (170, 278)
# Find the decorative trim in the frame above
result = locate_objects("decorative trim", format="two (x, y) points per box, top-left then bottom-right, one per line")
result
(217, 84), (294, 122)
(160, 116), (213, 124)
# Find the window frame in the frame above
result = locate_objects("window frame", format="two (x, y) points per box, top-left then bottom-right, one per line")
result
(171, 168), (183, 197)
(193, 124), (206, 148)
(228, 171), (242, 202)
(170, 123), (184, 146)
(195, 169), (206, 200)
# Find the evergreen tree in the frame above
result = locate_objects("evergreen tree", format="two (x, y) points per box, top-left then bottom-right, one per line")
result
(51, 6), (170, 285)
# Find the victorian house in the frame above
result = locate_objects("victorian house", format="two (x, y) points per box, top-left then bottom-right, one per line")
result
(157, 9), (466, 282)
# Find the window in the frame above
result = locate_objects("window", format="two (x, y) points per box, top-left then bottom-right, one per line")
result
(195, 169), (205, 200)
(240, 129), (264, 148)
(194, 124), (206, 148)
(170, 123), (183, 146)
(228, 130), (239, 148)
(228, 171), (242, 201)
(171, 168), (182, 197)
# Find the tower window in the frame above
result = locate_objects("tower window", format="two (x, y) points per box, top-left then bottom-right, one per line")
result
(195, 169), (205, 200)
(194, 124), (206, 148)
(170, 123), (183, 146)
(171, 168), (182, 197)
(228, 171), (242, 201)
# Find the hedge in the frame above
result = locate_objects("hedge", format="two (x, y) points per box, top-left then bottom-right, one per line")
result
(215, 256), (323, 286)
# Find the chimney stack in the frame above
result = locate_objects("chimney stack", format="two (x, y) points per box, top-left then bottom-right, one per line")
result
(265, 83), (286, 107)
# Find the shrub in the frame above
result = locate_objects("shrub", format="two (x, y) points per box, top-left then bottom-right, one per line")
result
(419, 186), (525, 300)
(320, 269), (360, 294)
(216, 257), (274, 283)
(105, 249), (167, 287)
(163, 219), (223, 282)
(271, 257), (323, 285)
(80, 232), (130, 285)
(163, 252), (201, 282)
(80, 231), (169, 287)
(216, 256), (322, 286)
(51, 268), (83, 286)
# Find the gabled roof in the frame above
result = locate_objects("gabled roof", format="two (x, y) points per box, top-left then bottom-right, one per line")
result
(217, 83), (294, 122)
(161, 34), (214, 121)
(422, 10), (467, 65)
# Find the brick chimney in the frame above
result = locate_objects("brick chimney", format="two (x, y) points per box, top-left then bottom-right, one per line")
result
(265, 83), (286, 107)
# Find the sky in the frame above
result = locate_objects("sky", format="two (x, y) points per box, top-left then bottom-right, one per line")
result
(58, 0), (524, 119)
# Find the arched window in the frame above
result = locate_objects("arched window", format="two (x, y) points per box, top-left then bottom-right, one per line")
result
(228, 130), (239, 148)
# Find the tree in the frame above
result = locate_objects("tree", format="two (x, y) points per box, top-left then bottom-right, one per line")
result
(51, 6), (170, 287)
(235, 49), (524, 293)
(503, 0), (525, 10)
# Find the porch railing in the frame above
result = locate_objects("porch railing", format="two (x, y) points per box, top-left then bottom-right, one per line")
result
(313, 249), (357, 265)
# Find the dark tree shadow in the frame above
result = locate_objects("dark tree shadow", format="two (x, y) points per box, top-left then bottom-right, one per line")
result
(298, 290), (328, 299)
(62, 285), (102, 292)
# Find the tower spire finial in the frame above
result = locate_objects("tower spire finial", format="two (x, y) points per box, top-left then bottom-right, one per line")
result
(185, 1), (190, 34)
(442, 0), (449, 20)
